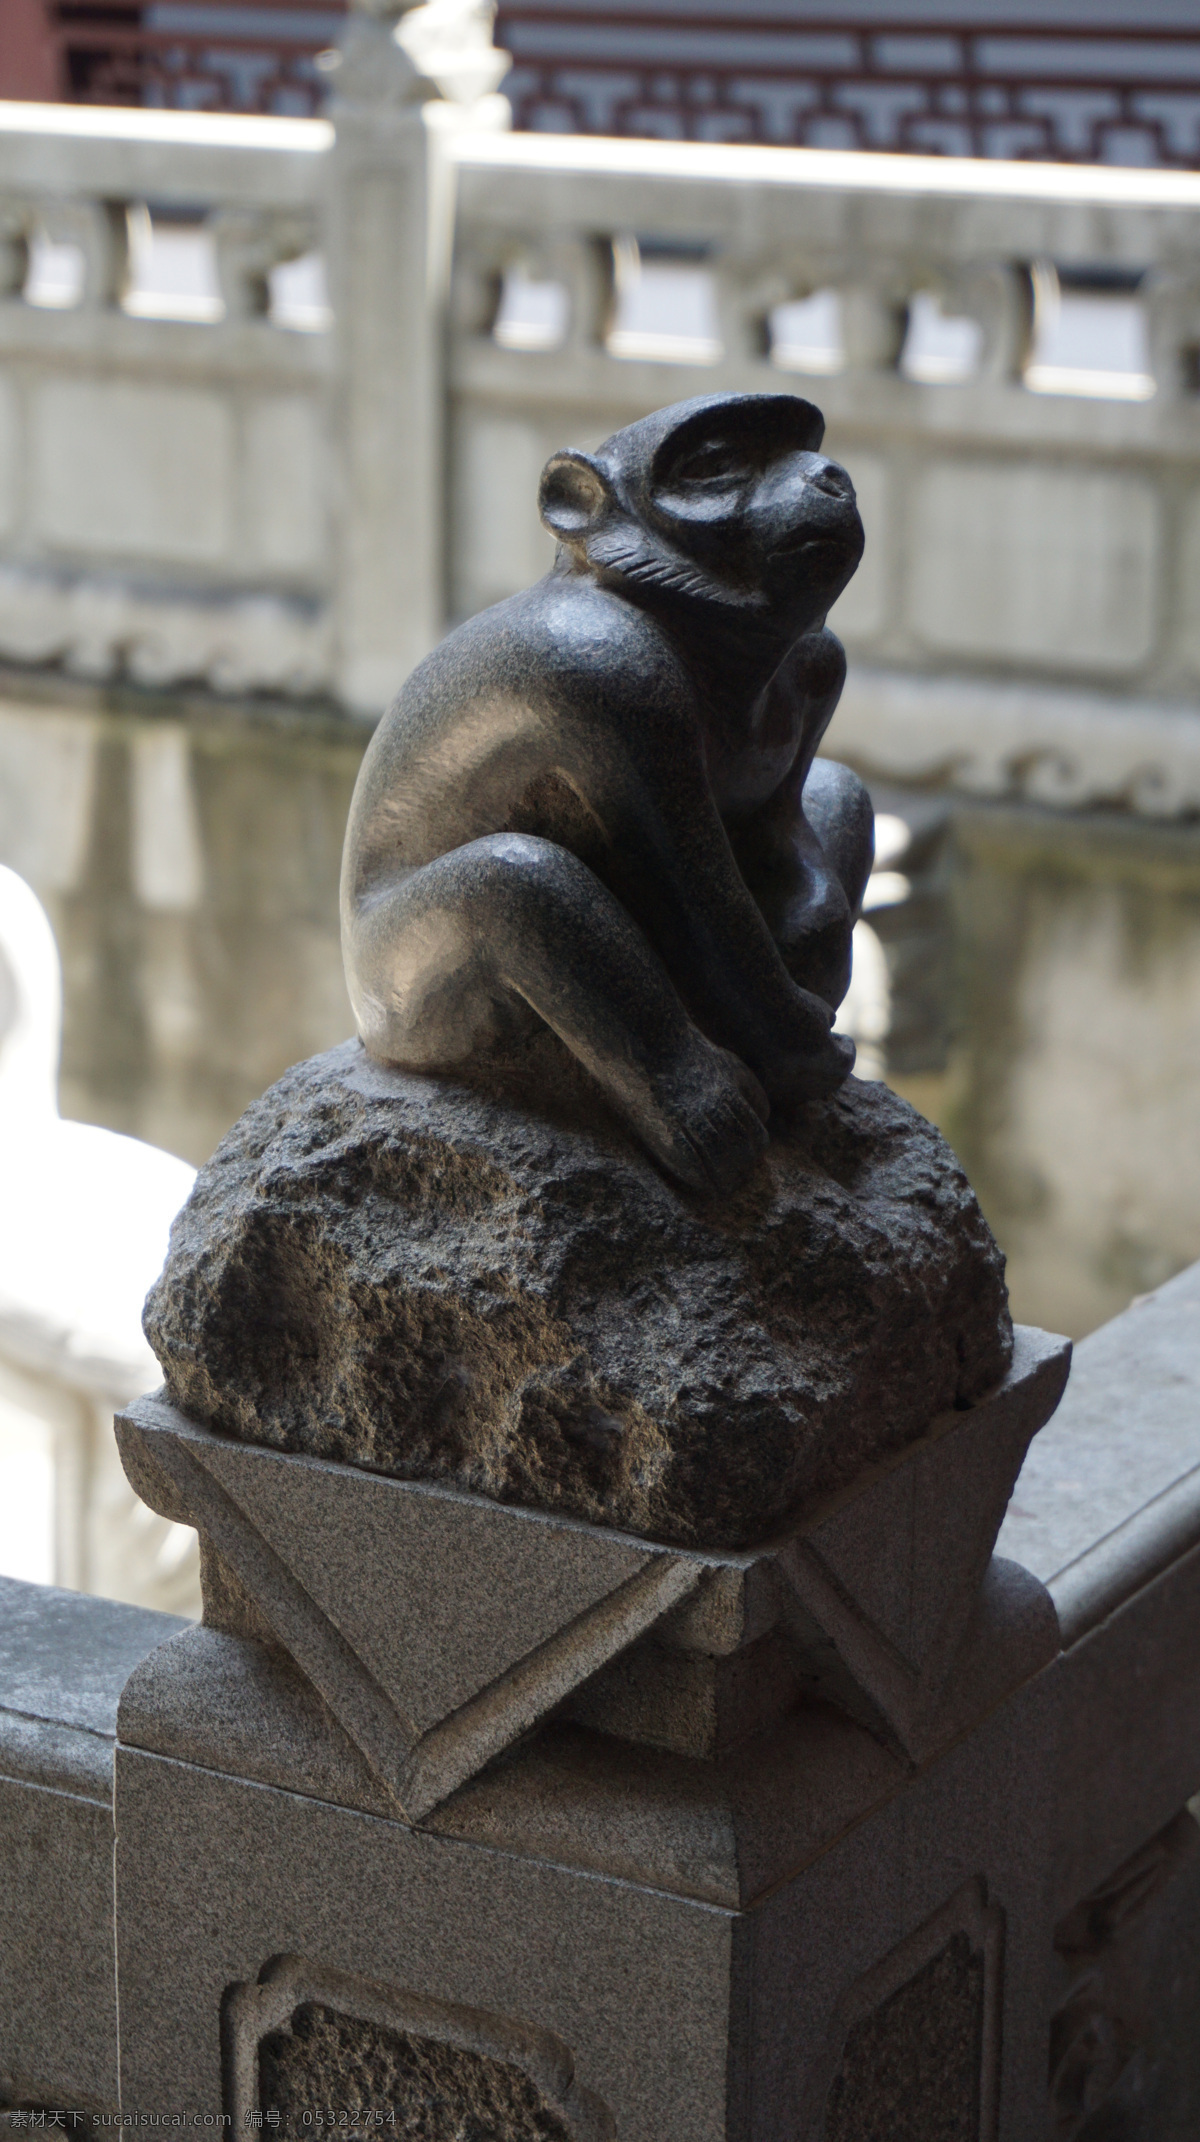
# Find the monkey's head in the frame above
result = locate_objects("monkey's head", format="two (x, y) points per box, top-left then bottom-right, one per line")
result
(538, 393), (864, 647)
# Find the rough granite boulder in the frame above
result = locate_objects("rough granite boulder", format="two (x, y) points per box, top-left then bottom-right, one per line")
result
(144, 1038), (1012, 1550)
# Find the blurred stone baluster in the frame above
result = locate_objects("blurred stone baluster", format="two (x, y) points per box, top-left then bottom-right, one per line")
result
(0, 197), (32, 299)
(944, 259), (1035, 383)
(325, 11), (442, 714)
(1143, 266), (1200, 400)
(45, 197), (130, 308)
(840, 278), (910, 371)
(557, 233), (616, 353)
(450, 241), (505, 338)
(713, 257), (780, 364)
(210, 207), (318, 320)
(325, 0), (513, 713)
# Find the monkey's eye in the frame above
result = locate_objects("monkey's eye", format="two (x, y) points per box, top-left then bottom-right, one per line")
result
(673, 439), (745, 485)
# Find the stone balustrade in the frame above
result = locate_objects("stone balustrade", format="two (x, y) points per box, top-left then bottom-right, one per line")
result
(445, 133), (1200, 819)
(0, 101), (336, 701)
(2, 1259), (1199, 2127)
(0, 74), (1198, 810)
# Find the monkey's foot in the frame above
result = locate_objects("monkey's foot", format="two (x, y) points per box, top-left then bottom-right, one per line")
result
(637, 1037), (770, 1196)
(763, 1022), (857, 1107)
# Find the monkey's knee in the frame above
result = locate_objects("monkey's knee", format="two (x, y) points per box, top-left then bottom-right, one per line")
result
(803, 759), (874, 920)
(344, 843), (548, 1067)
(345, 834), (656, 1071)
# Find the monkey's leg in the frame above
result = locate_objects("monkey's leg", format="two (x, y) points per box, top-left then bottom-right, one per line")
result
(345, 834), (769, 1195)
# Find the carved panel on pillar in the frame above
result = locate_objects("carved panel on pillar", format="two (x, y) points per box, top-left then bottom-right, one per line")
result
(807, 1881), (1003, 2142)
(1049, 1811), (1200, 2142)
(224, 1957), (615, 2139)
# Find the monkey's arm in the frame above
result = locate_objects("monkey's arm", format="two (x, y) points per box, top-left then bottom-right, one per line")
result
(574, 658), (854, 1103)
(725, 630), (873, 1010)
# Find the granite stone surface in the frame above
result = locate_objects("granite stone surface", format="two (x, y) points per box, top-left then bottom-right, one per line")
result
(227, 1956), (615, 2141)
(113, 1656), (1059, 2132)
(0, 1574), (183, 1799)
(998, 1260), (1200, 1643)
(1047, 1536), (1200, 1917)
(0, 1783), (117, 2115)
(144, 1038), (1012, 1549)
(822, 1931), (985, 2142)
(1049, 1811), (1200, 2142)
(0, 1577), (182, 2114)
(115, 1746), (733, 2131)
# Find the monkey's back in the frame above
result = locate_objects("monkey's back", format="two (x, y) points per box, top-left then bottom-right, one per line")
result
(341, 574), (697, 909)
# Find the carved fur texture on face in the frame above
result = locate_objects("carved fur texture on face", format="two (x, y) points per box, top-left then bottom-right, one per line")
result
(539, 392), (864, 638)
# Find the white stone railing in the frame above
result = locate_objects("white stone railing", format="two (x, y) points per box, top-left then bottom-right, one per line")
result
(3, 39), (1200, 807)
(0, 101), (340, 699)
(446, 132), (1200, 818)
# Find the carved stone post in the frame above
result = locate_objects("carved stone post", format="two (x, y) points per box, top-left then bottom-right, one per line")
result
(1144, 266), (1200, 401)
(325, 2), (511, 717)
(113, 1318), (1070, 2133)
(945, 261), (1035, 384)
(324, 17), (446, 717)
(840, 280), (910, 372)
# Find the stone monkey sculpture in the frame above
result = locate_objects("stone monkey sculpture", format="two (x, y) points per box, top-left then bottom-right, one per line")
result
(341, 391), (874, 1194)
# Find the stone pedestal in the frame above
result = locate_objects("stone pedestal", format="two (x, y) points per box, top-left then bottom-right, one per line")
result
(113, 1325), (1069, 2135)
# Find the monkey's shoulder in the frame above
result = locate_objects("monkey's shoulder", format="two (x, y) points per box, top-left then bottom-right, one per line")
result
(395, 576), (696, 730)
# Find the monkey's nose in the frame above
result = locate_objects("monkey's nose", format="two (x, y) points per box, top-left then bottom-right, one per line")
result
(807, 459), (855, 502)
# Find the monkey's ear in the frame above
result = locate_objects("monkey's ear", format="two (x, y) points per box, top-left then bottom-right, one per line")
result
(538, 450), (616, 540)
